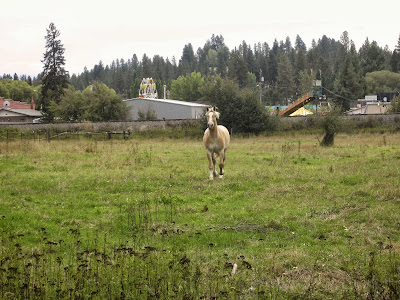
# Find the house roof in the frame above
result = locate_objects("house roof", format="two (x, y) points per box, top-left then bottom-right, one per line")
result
(124, 97), (208, 108)
(0, 108), (42, 117)
(0, 98), (35, 109)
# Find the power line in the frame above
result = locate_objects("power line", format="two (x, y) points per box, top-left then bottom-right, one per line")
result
(322, 86), (354, 102)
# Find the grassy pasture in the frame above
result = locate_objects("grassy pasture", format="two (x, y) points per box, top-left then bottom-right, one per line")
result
(0, 132), (400, 299)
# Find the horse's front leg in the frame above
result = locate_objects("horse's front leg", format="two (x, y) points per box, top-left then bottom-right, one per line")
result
(207, 151), (216, 180)
(218, 150), (226, 178)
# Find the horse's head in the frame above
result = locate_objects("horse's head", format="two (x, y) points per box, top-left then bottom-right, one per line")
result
(206, 106), (220, 130)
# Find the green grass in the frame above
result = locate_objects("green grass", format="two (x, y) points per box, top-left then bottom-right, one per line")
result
(1, 132), (400, 299)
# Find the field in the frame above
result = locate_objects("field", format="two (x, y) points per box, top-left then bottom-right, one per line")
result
(1, 131), (400, 299)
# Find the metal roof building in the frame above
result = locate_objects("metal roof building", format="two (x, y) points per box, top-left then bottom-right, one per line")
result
(0, 97), (43, 123)
(124, 97), (208, 120)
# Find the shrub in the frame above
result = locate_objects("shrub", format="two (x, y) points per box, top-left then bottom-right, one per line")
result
(319, 111), (342, 146)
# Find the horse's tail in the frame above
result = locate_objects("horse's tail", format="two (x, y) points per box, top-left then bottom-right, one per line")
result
(214, 153), (219, 158)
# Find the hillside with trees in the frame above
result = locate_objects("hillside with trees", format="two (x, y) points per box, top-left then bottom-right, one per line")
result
(2, 31), (400, 123)
(67, 32), (400, 106)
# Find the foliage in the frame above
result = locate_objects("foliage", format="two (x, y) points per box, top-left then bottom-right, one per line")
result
(170, 72), (205, 101)
(49, 83), (127, 122)
(200, 76), (267, 134)
(4, 32), (400, 121)
(40, 23), (69, 121)
(365, 70), (400, 94)
(333, 44), (365, 111)
(65, 32), (400, 110)
(297, 69), (315, 96)
(227, 50), (248, 88)
(51, 86), (85, 121)
(319, 108), (342, 146)
(81, 83), (127, 121)
(388, 95), (400, 113)
(359, 39), (388, 74)
(0, 78), (39, 102)
(276, 52), (295, 104)
(138, 106), (157, 120)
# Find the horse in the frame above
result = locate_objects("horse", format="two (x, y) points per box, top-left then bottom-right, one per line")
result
(203, 106), (230, 180)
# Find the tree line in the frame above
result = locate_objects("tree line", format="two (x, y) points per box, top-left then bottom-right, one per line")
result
(68, 32), (400, 108)
(1, 26), (400, 128)
(4, 32), (400, 105)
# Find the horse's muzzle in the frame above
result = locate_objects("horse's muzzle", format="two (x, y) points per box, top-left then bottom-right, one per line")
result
(208, 123), (214, 130)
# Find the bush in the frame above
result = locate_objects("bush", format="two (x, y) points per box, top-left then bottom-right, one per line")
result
(200, 76), (268, 134)
(319, 111), (342, 146)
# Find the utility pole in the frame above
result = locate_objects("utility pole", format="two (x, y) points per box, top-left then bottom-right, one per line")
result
(259, 69), (264, 103)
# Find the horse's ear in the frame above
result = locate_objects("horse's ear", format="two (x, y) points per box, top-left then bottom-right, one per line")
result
(214, 106), (219, 112)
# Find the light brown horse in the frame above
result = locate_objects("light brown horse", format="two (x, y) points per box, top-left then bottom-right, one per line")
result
(203, 106), (230, 180)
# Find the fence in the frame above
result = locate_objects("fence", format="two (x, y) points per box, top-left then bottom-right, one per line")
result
(0, 129), (134, 142)
(0, 114), (399, 142)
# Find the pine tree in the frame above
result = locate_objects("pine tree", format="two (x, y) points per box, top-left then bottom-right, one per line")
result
(295, 35), (307, 52)
(40, 22), (69, 121)
(227, 50), (248, 88)
(359, 40), (386, 74)
(390, 34), (400, 72)
(179, 44), (196, 76)
(276, 52), (295, 105)
(333, 44), (364, 111)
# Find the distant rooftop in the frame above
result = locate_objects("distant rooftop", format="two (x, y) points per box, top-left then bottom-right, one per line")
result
(124, 97), (208, 107)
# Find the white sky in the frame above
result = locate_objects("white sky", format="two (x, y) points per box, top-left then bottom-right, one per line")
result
(1, 0), (399, 77)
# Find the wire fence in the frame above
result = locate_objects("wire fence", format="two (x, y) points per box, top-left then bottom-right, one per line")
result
(0, 129), (132, 143)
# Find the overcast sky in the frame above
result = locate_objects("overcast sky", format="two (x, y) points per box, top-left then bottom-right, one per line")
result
(1, 0), (399, 78)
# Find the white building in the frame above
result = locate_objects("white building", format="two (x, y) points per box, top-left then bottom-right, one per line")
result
(124, 98), (208, 120)
(347, 95), (391, 115)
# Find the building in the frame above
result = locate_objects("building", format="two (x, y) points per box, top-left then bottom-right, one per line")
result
(124, 97), (208, 120)
(0, 97), (43, 123)
(347, 102), (391, 115)
(347, 95), (391, 115)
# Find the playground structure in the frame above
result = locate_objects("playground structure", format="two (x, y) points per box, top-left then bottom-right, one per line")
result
(139, 78), (158, 98)
(279, 93), (315, 116)
(279, 80), (323, 116)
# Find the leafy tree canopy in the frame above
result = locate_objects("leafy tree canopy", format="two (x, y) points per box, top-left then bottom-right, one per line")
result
(170, 72), (205, 101)
(50, 83), (127, 122)
(388, 95), (400, 113)
(365, 70), (400, 94)
(0, 79), (39, 103)
(200, 76), (267, 134)
(82, 83), (127, 121)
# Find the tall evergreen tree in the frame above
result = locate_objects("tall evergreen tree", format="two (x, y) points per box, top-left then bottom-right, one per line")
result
(390, 34), (400, 72)
(40, 22), (69, 120)
(141, 54), (153, 78)
(206, 49), (218, 75)
(333, 43), (364, 111)
(227, 50), (248, 88)
(295, 35), (307, 52)
(266, 39), (279, 84)
(276, 52), (295, 105)
(216, 45), (230, 77)
(359, 40), (386, 74)
(294, 48), (308, 77)
(179, 43), (196, 75)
